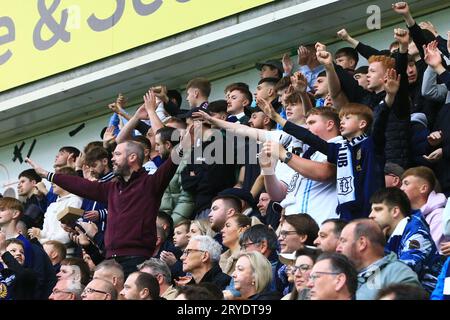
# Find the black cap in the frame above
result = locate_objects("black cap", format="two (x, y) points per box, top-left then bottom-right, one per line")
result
(384, 162), (405, 177)
(216, 188), (257, 209)
(255, 59), (283, 76)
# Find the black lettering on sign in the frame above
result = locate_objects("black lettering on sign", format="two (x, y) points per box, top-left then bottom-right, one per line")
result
(12, 142), (25, 163)
(26, 139), (37, 159)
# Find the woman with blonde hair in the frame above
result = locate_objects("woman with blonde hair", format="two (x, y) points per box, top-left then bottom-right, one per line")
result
(232, 251), (281, 300)
(187, 219), (216, 239)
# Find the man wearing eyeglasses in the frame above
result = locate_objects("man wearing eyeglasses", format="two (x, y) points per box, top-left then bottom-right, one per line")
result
(180, 235), (231, 290)
(48, 279), (84, 300)
(307, 252), (357, 300)
(81, 278), (117, 300)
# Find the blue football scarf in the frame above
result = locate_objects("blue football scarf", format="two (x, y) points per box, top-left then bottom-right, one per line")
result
(336, 134), (368, 205)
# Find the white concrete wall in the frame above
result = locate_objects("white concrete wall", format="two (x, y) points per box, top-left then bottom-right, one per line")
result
(1, 8), (450, 195)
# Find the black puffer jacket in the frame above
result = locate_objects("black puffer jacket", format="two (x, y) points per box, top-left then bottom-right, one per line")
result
(335, 54), (411, 168)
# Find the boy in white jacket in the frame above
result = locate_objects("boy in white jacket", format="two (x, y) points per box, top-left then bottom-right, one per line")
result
(28, 167), (82, 246)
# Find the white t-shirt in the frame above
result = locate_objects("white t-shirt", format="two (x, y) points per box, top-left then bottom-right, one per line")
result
(40, 193), (83, 245)
(276, 135), (342, 225)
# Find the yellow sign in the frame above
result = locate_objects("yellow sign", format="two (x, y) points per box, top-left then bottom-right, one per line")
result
(0, 0), (273, 93)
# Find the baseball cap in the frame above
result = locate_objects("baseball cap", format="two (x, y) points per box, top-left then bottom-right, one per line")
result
(255, 59), (283, 76)
(384, 162), (405, 178)
(216, 188), (257, 210)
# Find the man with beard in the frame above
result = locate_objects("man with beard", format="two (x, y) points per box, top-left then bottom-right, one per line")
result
(26, 136), (188, 277)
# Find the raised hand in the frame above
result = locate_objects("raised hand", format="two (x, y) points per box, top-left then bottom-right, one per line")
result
(337, 28), (350, 41)
(258, 141), (278, 175)
(427, 130), (443, 147)
(394, 28), (410, 47)
(256, 97), (278, 120)
(297, 45), (310, 65)
(316, 50), (333, 66)
(103, 126), (117, 143)
(151, 85), (169, 103)
(108, 102), (119, 114)
(116, 93), (126, 109)
(25, 158), (49, 178)
(384, 68), (401, 97)
(290, 71), (308, 93)
(144, 90), (158, 112)
(392, 2), (410, 15)
(408, 41), (420, 57)
(133, 104), (149, 120)
(423, 40), (442, 68)
(315, 42), (327, 53)
(75, 151), (85, 171)
(282, 53), (294, 75)
(419, 21), (438, 36)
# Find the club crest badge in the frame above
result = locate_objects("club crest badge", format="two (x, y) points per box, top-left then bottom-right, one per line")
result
(337, 176), (353, 195)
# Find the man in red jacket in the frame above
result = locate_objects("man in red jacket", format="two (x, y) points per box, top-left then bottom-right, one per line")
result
(27, 139), (187, 277)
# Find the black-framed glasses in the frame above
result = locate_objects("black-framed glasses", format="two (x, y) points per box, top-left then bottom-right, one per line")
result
(181, 249), (206, 257)
(83, 287), (109, 295)
(279, 230), (298, 239)
(241, 242), (260, 250)
(309, 271), (341, 282)
(291, 264), (313, 274)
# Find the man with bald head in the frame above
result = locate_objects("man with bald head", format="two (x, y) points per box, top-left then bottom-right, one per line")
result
(26, 136), (190, 277)
(81, 278), (117, 300)
(93, 260), (125, 298)
(336, 219), (420, 300)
